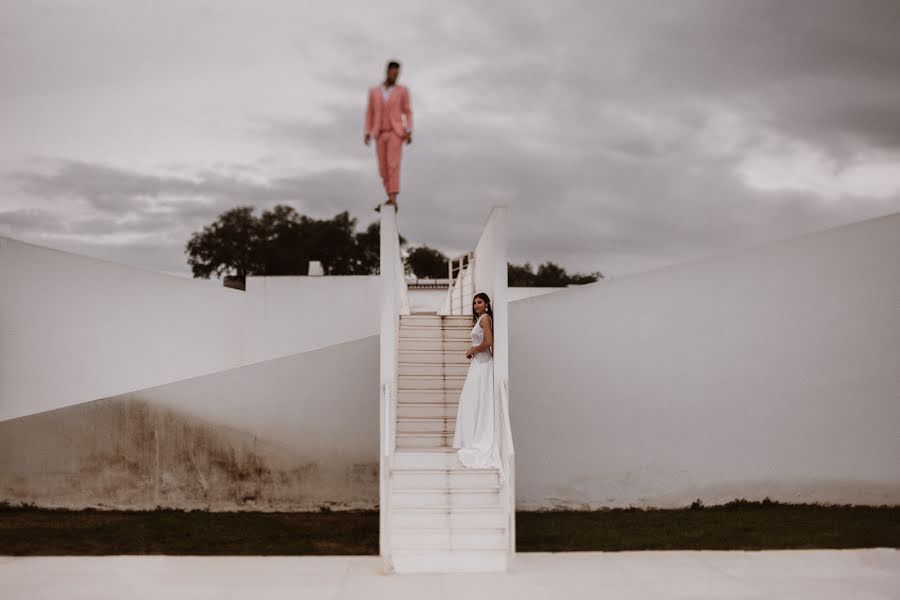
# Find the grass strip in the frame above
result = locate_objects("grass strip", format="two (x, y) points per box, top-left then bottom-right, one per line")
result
(1, 500), (896, 555)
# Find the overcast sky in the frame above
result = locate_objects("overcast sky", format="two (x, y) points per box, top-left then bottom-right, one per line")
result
(1, 0), (898, 278)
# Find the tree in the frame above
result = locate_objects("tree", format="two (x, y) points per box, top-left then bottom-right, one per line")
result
(508, 262), (537, 287)
(186, 207), (264, 281)
(406, 245), (449, 278)
(352, 221), (407, 275)
(306, 210), (358, 276)
(186, 205), (405, 287)
(507, 260), (603, 287)
(534, 262), (569, 287)
(256, 204), (309, 276)
(567, 270), (603, 285)
(353, 221), (381, 276)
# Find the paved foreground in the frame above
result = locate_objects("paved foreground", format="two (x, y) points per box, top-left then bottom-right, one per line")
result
(1, 549), (897, 599)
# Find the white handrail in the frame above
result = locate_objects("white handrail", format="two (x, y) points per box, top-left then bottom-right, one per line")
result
(443, 207), (514, 561)
(498, 376), (515, 554)
(441, 251), (475, 315)
(379, 204), (406, 571)
(500, 378), (514, 456)
(500, 377), (516, 455)
(396, 245), (410, 317)
(378, 381), (390, 571)
(382, 382), (393, 456)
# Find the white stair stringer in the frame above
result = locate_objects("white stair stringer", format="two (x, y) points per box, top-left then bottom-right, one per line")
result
(387, 313), (512, 573)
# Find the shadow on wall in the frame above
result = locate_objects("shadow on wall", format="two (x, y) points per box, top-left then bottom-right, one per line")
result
(0, 395), (378, 511)
(0, 335), (382, 511)
(509, 212), (900, 509)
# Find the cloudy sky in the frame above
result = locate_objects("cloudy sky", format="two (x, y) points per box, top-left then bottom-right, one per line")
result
(1, 0), (898, 278)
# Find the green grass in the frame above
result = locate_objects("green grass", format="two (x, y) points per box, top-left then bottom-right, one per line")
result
(0, 505), (378, 555)
(1, 500), (897, 555)
(516, 499), (900, 552)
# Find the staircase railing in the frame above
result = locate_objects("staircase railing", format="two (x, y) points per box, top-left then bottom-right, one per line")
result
(480, 206), (514, 562)
(381, 382), (394, 458)
(379, 205), (408, 571)
(439, 251), (475, 315)
(499, 376), (515, 553)
(444, 206), (515, 561)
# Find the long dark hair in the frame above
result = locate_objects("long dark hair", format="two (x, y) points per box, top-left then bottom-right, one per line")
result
(471, 292), (494, 325)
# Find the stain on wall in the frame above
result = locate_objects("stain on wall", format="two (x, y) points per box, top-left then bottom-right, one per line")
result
(0, 335), (381, 511)
(0, 395), (378, 511)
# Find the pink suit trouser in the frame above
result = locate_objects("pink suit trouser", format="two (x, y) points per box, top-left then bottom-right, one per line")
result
(376, 129), (403, 195)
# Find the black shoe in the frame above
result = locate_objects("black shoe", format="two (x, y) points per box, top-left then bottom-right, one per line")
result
(374, 202), (382, 212)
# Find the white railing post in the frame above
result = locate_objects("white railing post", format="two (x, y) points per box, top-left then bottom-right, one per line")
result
(490, 207), (509, 404)
(470, 251), (476, 310)
(459, 256), (464, 314)
(434, 206), (516, 564)
(440, 252), (478, 315)
(379, 204), (406, 572)
(488, 207), (513, 558)
(500, 378), (515, 554)
(469, 206), (514, 561)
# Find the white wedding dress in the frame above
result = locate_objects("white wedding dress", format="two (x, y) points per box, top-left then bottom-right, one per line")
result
(452, 313), (504, 481)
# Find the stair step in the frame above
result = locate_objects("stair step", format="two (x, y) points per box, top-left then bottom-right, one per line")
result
(400, 326), (474, 338)
(399, 334), (473, 345)
(398, 389), (461, 404)
(391, 449), (460, 469)
(399, 374), (466, 391)
(397, 417), (456, 434)
(399, 352), (470, 366)
(399, 363), (469, 377)
(400, 315), (472, 326)
(391, 528), (508, 551)
(391, 468), (500, 489)
(397, 403), (458, 418)
(390, 549), (508, 573)
(400, 339), (470, 352)
(390, 506), (509, 529)
(391, 487), (502, 508)
(396, 432), (454, 448)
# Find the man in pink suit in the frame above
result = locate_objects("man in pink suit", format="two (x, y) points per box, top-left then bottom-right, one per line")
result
(365, 60), (412, 212)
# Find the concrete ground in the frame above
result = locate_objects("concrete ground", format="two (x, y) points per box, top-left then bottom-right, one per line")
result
(1, 549), (897, 599)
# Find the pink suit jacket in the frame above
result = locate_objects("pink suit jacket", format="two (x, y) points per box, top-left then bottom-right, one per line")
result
(365, 84), (413, 139)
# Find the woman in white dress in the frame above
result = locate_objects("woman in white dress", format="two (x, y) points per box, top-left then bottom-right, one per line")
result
(452, 293), (503, 477)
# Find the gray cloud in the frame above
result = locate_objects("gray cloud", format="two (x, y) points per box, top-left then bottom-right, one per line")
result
(2, 156), (384, 273)
(1, 0), (899, 277)
(9, 158), (373, 218)
(0, 208), (65, 234)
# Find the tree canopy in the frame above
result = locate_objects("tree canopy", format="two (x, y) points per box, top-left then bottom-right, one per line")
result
(406, 245), (450, 279)
(508, 261), (602, 286)
(186, 206), (599, 289)
(404, 247), (600, 286)
(185, 205), (404, 287)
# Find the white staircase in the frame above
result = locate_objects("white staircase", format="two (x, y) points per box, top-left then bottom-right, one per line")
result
(389, 313), (510, 572)
(379, 205), (514, 574)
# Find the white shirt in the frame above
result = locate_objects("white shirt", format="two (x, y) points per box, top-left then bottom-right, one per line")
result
(380, 83), (412, 134)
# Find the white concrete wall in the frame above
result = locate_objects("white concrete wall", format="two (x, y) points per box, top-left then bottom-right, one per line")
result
(0, 237), (246, 421)
(5, 210), (898, 511)
(410, 283), (563, 314)
(0, 237), (380, 422)
(243, 275), (380, 363)
(510, 212), (900, 509)
(407, 289), (446, 314)
(0, 335), (379, 511)
(474, 212), (499, 305)
(510, 287), (566, 302)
